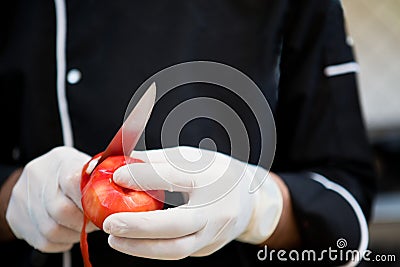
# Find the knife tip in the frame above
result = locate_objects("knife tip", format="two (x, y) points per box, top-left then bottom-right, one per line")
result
(147, 81), (157, 100)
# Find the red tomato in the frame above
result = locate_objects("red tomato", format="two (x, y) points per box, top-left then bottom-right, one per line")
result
(81, 153), (165, 229)
(80, 153), (165, 267)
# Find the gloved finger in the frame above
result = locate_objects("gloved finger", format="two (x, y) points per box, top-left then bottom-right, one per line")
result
(130, 149), (168, 163)
(7, 200), (74, 253)
(29, 196), (81, 244)
(27, 232), (74, 253)
(108, 234), (198, 260)
(6, 205), (73, 253)
(58, 170), (84, 210)
(130, 146), (213, 164)
(113, 163), (197, 192)
(44, 187), (91, 232)
(58, 155), (90, 209)
(103, 207), (206, 239)
(33, 212), (81, 244)
(191, 240), (228, 257)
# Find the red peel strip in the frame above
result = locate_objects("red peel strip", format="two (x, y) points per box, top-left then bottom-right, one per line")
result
(80, 215), (92, 267)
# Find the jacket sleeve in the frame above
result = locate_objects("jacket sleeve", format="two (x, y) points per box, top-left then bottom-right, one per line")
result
(272, 0), (377, 260)
(0, 1), (23, 188)
(0, 72), (23, 188)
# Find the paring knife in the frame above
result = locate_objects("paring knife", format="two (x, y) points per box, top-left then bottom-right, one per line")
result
(86, 82), (156, 174)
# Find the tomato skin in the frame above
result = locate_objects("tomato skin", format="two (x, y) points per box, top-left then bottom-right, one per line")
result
(81, 153), (164, 229)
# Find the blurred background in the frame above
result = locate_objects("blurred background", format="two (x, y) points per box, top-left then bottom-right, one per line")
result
(342, 0), (400, 266)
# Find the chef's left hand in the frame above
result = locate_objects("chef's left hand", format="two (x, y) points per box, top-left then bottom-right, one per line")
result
(103, 146), (283, 260)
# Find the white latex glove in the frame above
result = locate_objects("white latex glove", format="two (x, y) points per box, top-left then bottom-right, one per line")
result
(103, 146), (283, 260)
(6, 146), (98, 252)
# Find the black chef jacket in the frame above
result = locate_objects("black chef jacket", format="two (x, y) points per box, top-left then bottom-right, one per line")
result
(0, 0), (376, 266)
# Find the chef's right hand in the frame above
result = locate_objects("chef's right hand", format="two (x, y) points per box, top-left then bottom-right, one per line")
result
(5, 146), (97, 252)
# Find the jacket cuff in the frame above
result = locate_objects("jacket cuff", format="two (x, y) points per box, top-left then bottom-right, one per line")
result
(278, 171), (367, 265)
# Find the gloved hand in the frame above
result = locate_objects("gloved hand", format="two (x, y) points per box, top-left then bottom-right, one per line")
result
(103, 146), (283, 260)
(6, 146), (98, 252)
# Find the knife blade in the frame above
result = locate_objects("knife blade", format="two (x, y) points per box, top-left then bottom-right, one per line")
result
(86, 82), (156, 174)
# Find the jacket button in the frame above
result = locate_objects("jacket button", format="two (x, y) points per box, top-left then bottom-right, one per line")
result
(346, 36), (354, 46)
(67, 68), (82, 84)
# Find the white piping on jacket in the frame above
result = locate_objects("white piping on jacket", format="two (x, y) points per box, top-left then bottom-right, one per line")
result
(54, 0), (73, 266)
(54, 0), (74, 147)
(310, 172), (369, 267)
(324, 62), (360, 77)
(62, 250), (72, 267)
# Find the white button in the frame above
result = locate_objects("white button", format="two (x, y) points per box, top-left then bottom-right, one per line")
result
(67, 68), (82, 84)
(346, 36), (354, 46)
